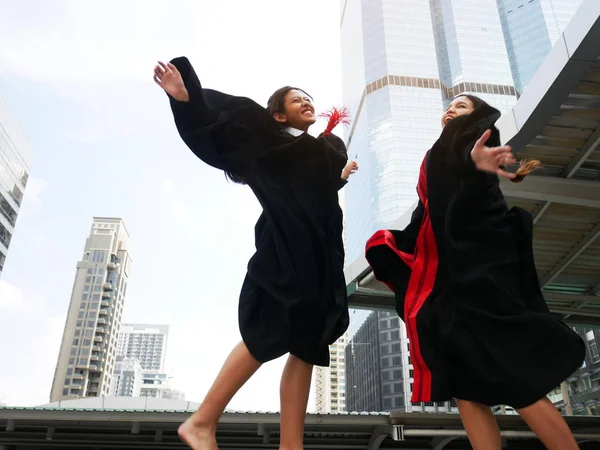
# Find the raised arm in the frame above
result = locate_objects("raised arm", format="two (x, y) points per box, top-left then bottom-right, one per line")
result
(154, 57), (284, 176)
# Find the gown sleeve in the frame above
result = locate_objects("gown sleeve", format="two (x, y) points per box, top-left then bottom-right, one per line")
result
(365, 200), (425, 318)
(167, 56), (287, 177)
(319, 132), (350, 190)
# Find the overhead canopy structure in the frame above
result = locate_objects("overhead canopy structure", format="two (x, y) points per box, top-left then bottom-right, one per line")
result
(345, 0), (600, 327)
(1, 400), (600, 449)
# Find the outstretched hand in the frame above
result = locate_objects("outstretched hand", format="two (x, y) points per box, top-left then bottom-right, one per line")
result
(470, 129), (516, 179)
(153, 61), (189, 102)
(342, 160), (359, 180)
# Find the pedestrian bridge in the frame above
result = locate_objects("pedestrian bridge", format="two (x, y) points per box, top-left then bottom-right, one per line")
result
(1, 398), (599, 449)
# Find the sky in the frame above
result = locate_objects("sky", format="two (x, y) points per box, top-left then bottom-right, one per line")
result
(0, 0), (360, 411)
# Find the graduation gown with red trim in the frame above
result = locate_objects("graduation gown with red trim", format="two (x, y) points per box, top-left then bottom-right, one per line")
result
(167, 57), (349, 366)
(365, 103), (585, 408)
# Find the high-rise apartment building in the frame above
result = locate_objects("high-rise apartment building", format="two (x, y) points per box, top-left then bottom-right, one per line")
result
(315, 333), (348, 413)
(116, 324), (169, 372)
(0, 95), (34, 277)
(50, 217), (132, 401)
(110, 356), (143, 397)
(140, 371), (185, 401)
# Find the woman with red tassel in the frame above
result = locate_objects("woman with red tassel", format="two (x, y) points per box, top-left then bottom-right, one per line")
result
(153, 57), (357, 450)
(365, 94), (584, 450)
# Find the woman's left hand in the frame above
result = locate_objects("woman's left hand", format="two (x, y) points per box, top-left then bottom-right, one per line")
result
(470, 129), (516, 179)
(341, 160), (359, 180)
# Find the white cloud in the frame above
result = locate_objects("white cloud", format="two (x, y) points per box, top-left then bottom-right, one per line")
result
(159, 179), (191, 223)
(0, 0), (204, 87)
(0, 279), (25, 309)
(0, 279), (63, 406)
(161, 179), (175, 194)
(23, 175), (46, 207)
(0, 315), (65, 406)
(68, 125), (106, 144)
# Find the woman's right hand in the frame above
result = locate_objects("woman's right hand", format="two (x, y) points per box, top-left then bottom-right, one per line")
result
(154, 61), (189, 102)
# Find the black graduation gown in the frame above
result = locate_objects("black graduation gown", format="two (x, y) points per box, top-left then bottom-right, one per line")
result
(166, 57), (349, 367)
(365, 103), (586, 409)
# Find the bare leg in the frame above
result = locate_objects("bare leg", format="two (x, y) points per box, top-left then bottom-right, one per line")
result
(456, 399), (502, 450)
(178, 341), (262, 450)
(517, 397), (579, 450)
(279, 354), (313, 450)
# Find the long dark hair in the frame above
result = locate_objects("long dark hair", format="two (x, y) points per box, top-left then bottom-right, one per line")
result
(452, 93), (540, 183)
(224, 86), (313, 184)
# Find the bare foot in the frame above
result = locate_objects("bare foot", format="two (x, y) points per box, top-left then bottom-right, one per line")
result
(178, 417), (218, 450)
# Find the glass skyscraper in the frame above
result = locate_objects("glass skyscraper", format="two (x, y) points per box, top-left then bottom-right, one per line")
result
(341, 0), (518, 263)
(0, 95), (33, 278)
(498, 0), (583, 94)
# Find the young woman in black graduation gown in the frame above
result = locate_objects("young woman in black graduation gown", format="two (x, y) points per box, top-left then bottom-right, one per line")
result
(366, 94), (585, 450)
(153, 58), (357, 450)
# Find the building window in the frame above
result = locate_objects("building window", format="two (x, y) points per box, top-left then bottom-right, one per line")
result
(589, 340), (600, 363)
(91, 250), (107, 263)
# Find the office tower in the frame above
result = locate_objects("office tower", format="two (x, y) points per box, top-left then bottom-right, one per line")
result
(553, 328), (600, 415)
(116, 324), (169, 371)
(0, 95), (34, 277)
(345, 311), (458, 413)
(50, 217), (132, 401)
(315, 333), (348, 413)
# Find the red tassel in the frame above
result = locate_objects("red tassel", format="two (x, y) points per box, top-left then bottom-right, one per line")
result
(319, 106), (352, 136)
